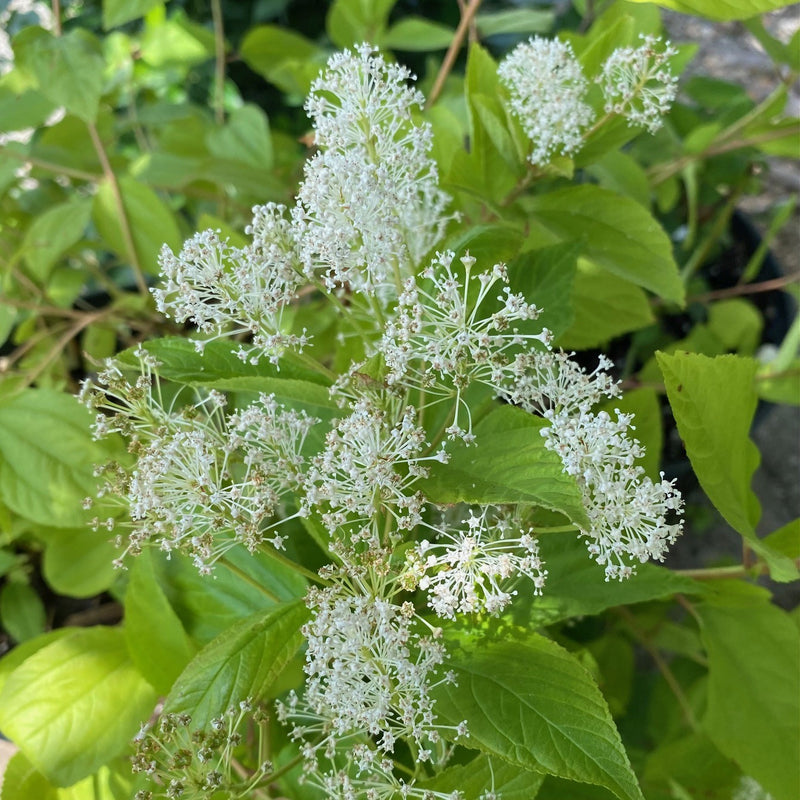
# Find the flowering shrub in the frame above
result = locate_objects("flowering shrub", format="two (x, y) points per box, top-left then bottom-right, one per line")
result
(0, 2), (797, 800)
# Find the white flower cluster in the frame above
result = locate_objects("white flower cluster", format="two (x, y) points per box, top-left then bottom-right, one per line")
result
(155, 45), (452, 362)
(82, 350), (316, 572)
(598, 35), (679, 134)
(154, 209), (307, 365)
(498, 351), (683, 579)
(295, 43), (451, 295)
(380, 251), (551, 439)
(404, 507), (548, 619)
(499, 35), (677, 165)
(541, 409), (683, 580)
(498, 37), (594, 165)
(306, 399), (448, 535)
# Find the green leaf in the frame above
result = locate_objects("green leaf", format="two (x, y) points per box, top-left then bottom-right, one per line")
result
(206, 104), (273, 170)
(139, 12), (214, 67)
(326, 0), (397, 48)
(14, 28), (104, 122)
(698, 587), (800, 800)
(0, 627), (157, 786)
(165, 601), (309, 727)
(0, 629), (74, 697)
(627, 0), (798, 22)
(419, 753), (546, 798)
(0, 581), (46, 642)
(420, 405), (589, 529)
(156, 545), (304, 645)
(0, 86), (54, 134)
(240, 25), (323, 97)
(92, 175), (182, 276)
(22, 197), (92, 283)
(657, 352), (798, 581)
(103, 0), (161, 29)
(124, 550), (197, 694)
(381, 17), (453, 50)
(525, 185), (684, 303)
(600, 388), (662, 481)
(643, 733), (740, 800)
(40, 527), (118, 597)
(0, 391), (111, 528)
(559, 260), (654, 349)
(475, 9), (554, 37)
(0, 751), (58, 800)
(508, 241), (581, 340)
(117, 337), (335, 422)
(433, 632), (644, 800)
(522, 535), (699, 627)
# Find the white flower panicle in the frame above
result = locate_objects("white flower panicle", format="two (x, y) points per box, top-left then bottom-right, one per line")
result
(154, 205), (308, 364)
(84, 357), (317, 571)
(380, 251), (551, 438)
(305, 399), (447, 534)
(501, 351), (622, 417)
(404, 507), (547, 620)
(598, 35), (678, 133)
(542, 408), (683, 580)
(294, 44), (451, 295)
(498, 37), (594, 165)
(292, 582), (454, 758)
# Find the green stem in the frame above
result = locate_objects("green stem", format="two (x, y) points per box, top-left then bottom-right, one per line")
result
(427, 0), (484, 107)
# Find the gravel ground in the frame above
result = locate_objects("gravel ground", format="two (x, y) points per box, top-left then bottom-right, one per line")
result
(662, 8), (800, 602)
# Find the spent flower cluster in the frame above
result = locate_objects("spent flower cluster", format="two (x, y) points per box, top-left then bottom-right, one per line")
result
(80, 41), (685, 796)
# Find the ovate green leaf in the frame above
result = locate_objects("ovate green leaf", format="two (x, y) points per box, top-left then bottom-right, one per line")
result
(433, 632), (644, 800)
(0, 627), (157, 786)
(559, 259), (654, 349)
(14, 28), (104, 122)
(699, 587), (800, 800)
(124, 550), (197, 694)
(103, 0), (161, 29)
(525, 185), (684, 303)
(0, 581), (46, 642)
(627, 0), (797, 22)
(381, 17), (453, 50)
(92, 176), (181, 276)
(165, 601), (309, 727)
(40, 527), (118, 597)
(658, 352), (798, 581)
(0, 391), (111, 528)
(421, 405), (589, 528)
(0, 751), (58, 800)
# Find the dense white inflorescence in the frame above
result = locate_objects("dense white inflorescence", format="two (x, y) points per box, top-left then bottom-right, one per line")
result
(295, 44), (451, 296)
(404, 507), (548, 619)
(498, 37), (594, 165)
(597, 35), (679, 133)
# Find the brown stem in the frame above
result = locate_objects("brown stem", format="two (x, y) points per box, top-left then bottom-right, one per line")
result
(615, 606), (699, 732)
(427, 0), (484, 108)
(51, 0), (62, 36)
(211, 0), (226, 126)
(686, 272), (800, 305)
(87, 122), (150, 296)
(22, 309), (108, 387)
